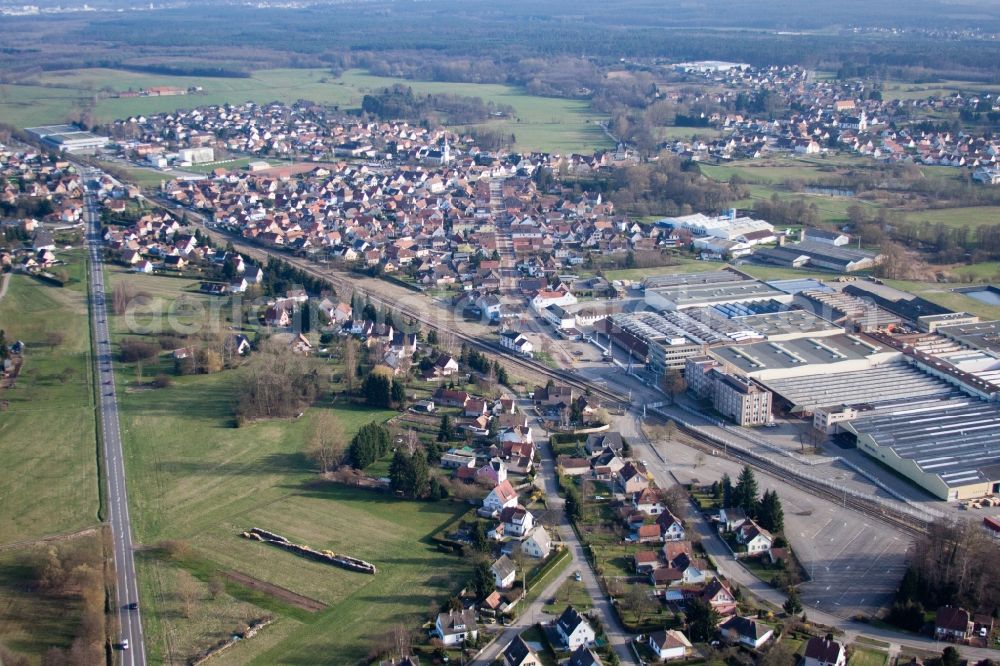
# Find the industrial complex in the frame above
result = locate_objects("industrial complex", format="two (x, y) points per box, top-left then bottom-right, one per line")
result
(589, 267), (1000, 501)
(25, 124), (109, 154)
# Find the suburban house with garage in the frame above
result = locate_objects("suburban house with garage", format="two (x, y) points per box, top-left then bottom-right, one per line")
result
(647, 629), (692, 661)
(434, 609), (479, 646)
(935, 606), (974, 641)
(719, 616), (775, 649)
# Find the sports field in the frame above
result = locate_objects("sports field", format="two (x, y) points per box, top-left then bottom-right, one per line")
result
(1, 68), (610, 154)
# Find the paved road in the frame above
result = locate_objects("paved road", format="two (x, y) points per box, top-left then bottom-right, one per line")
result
(478, 402), (637, 665)
(83, 178), (147, 665)
(622, 408), (1000, 663)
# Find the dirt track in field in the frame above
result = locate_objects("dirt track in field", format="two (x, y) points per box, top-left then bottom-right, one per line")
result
(224, 570), (327, 612)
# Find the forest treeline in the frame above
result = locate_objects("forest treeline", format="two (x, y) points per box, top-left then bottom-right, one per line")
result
(360, 85), (514, 124)
(4, 2), (1000, 85)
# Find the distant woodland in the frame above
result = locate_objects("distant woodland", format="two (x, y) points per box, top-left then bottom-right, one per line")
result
(3, 1), (1000, 86)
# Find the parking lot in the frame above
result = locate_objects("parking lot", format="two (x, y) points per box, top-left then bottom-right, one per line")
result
(632, 426), (912, 619)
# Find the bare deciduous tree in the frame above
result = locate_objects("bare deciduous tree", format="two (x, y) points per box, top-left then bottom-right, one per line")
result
(306, 410), (347, 473)
(176, 570), (200, 618)
(390, 624), (411, 661)
(402, 428), (418, 456)
(236, 340), (321, 422)
(661, 484), (689, 521)
(112, 281), (132, 316)
(343, 337), (359, 393)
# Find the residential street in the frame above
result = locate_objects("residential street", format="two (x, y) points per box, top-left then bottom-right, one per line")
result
(477, 401), (638, 664)
(621, 406), (1000, 663)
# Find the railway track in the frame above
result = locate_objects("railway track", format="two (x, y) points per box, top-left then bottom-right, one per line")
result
(665, 419), (930, 538)
(159, 196), (929, 538)
(160, 198), (629, 407)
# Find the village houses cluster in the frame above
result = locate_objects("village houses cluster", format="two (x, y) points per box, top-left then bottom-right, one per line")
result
(661, 64), (1000, 183)
(109, 102), (688, 283)
(0, 144), (119, 272)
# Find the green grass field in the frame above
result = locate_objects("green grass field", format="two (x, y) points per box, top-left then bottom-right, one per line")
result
(880, 79), (1000, 102)
(949, 261), (1000, 282)
(0, 250), (105, 661)
(739, 264), (839, 282)
(700, 158), (886, 225)
(600, 259), (718, 282)
(0, 82), (93, 129)
(903, 206), (1000, 229)
(847, 647), (889, 666)
(102, 268), (470, 664)
(99, 161), (169, 189)
(701, 161), (842, 185)
(2, 68), (610, 154)
(180, 157), (259, 175)
(0, 264), (99, 546)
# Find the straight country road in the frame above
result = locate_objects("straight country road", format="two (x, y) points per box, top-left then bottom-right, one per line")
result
(83, 175), (147, 665)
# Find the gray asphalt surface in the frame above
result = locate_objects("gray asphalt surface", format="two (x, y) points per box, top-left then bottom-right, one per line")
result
(84, 179), (147, 666)
(478, 399), (638, 665)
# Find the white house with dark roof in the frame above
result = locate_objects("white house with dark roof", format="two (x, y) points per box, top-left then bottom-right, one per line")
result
(719, 615), (774, 649)
(656, 510), (686, 542)
(502, 635), (542, 666)
(735, 519), (773, 554)
(499, 505), (534, 537)
(500, 331), (534, 356)
(803, 636), (846, 666)
(554, 605), (595, 650)
(568, 646), (603, 666)
(434, 609), (478, 646)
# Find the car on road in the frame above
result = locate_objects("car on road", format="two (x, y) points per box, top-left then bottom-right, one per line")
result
(120, 638), (129, 650)
(127, 601), (138, 610)
(765, 422), (779, 428)
(574, 571), (582, 581)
